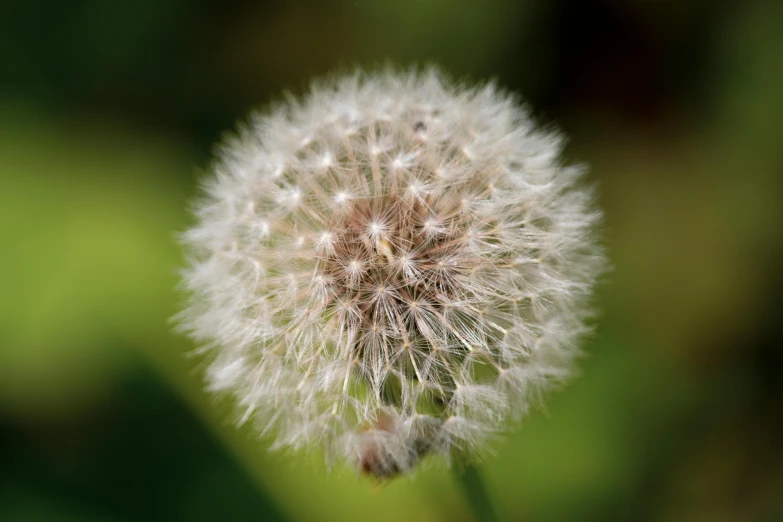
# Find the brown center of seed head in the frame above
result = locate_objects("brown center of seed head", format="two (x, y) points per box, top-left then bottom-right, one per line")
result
(317, 186), (483, 396)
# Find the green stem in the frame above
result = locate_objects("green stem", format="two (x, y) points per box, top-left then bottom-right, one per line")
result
(455, 463), (499, 522)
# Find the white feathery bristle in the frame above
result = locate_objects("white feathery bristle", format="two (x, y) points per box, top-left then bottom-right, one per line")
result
(177, 67), (606, 478)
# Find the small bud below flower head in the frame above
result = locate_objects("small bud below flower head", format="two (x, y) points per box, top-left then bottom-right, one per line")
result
(177, 67), (606, 478)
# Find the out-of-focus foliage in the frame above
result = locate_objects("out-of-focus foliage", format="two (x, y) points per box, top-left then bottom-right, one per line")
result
(1, 1), (781, 521)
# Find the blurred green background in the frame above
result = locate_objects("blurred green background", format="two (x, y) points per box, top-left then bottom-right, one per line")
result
(1, 1), (782, 521)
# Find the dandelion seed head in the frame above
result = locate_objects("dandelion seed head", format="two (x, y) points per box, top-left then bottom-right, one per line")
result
(178, 67), (606, 477)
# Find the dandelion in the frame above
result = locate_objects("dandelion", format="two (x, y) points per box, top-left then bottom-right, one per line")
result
(177, 68), (606, 478)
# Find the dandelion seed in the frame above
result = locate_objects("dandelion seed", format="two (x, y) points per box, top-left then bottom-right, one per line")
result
(177, 67), (606, 478)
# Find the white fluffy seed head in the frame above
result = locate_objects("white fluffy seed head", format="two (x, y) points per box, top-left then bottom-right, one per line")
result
(177, 68), (606, 478)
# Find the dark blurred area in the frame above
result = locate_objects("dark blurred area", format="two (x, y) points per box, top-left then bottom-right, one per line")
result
(1, 1), (781, 521)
